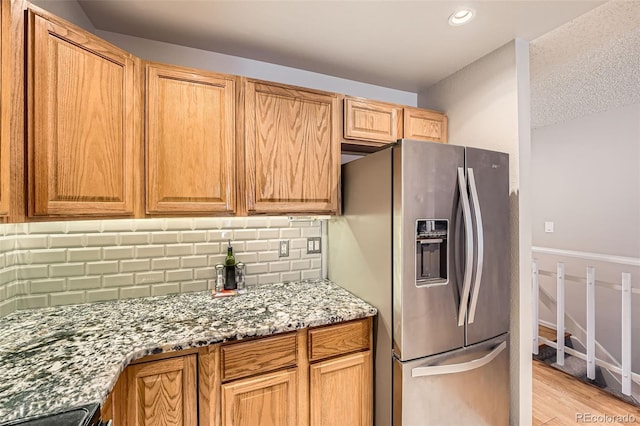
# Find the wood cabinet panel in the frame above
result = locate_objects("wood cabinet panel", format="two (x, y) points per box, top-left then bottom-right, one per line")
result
(403, 107), (448, 143)
(343, 97), (402, 144)
(221, 333), (297, 382)
(221, 368), (298, 426)
(26, 9), (140, 217)
(126, 355), (198, 426)
(308, 318), (370, 362)
(310, 351), (372, 426)
(0, 0), (9, 216)
(145, 62), (236, 215)
(243, 80), (340, 214)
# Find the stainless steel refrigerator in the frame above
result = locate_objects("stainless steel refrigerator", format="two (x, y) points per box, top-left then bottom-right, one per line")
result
(328, 139), (510, 426)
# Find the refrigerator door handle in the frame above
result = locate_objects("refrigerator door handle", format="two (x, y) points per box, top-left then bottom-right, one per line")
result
(467, 168), (484, 324)
(456, 167), (474, 327)
(410, 341), (507, 378)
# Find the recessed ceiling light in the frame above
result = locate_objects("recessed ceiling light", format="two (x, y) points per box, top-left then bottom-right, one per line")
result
(448, 8), (475, 26)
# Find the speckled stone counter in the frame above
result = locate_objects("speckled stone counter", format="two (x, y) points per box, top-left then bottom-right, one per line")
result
(0, 279), (376, 424)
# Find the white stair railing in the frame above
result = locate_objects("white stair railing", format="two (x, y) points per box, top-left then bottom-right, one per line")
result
(531, 247), (640, 398)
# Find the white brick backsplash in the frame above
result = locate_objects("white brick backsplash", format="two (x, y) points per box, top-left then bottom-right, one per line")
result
(151, 283), (180, 296)
(136, 245), (165, 258)
(166, 244), (193, 257)
(257, 229), (279, 239)
(181, 280), (208, 293)
(119, 233), (150, 245)
(281, 271), (301, 282)
(120, 259), (150, 273)
(103, 246), (135, 260)
(151, 232), (180, 244)
(258, 251), (279, 262)
(180, 231), (208, 243)
(0, 218), (323, 316)
(103, 274), (134, 288)
(19, 265), (49, 280)
(151, 257), (180, 270)
(195, 243), (219, 255)
(29, 249), (67, 264)
(258, 273), (280, 285)
(49, 234), (86, 248)
(30, 279), (65, 294)
(86, 233), (119, 247)
(166, 269), (193, 282)
(68, 248), (102, 262)
(194, 268), (214, 280)
(245, 240), (269, 251)
(67, 276), (101, 291)
(87, 261), (119, 275)
(269, 261), (290, 273)
(15, 235), (48, 250)
(233, 229), (257, 240)
(135, 271), (164, 285)
(51, 291), (86, 306)
(50, 263), (84, 277)
(87, 288), (119, 303)
(17, 295), (49, 310)
(181, 256), (208, 268)
(120, 286), (151, 299)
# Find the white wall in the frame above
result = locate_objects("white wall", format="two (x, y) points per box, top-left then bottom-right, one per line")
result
(532, 103), (640, 257)
(418, 40), (532, 426)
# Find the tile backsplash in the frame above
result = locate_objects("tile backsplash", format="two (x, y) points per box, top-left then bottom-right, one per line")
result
(0, 217), (323, 317)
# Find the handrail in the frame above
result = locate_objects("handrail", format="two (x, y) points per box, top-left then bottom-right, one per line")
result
(532, 246), (640, 267)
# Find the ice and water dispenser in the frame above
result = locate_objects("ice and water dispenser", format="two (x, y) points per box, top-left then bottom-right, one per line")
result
(415, 219), (448, 286)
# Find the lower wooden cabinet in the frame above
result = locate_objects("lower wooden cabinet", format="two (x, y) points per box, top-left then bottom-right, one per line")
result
(103, 318), (373, 426)
(221, 368), (298, 426)
(310, 351), (372, 426)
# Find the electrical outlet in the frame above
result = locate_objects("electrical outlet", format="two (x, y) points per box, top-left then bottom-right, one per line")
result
(279, 240), (289, 257)
(307, 237), (321, 254)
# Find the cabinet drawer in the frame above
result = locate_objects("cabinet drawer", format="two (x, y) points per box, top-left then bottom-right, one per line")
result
(221, 333), (297, 381)
(308, 318), (371, 362)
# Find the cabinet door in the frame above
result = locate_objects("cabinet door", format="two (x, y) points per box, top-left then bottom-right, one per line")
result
(343, 97), (402, 145)
(244, 80), (339, 214)
(0, 0), (8, 217)
(27, 9), (140, 217)
(310, 351), (372, 426)
(403, 107), (448, 143)
(145, 62), (236, 214)
(221, 368), (298, 426)
(126, 355), (198, 426)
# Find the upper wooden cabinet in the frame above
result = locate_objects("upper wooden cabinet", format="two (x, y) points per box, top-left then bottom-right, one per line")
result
(343, 97), (402, 145)
(342, 98), (448, 151)
(0, 0), (9, 217)
(243, 79), (340, 215)
(403, 106), (448, 143)
(26, 8), (141, 217)
(145, 62), (236, 215)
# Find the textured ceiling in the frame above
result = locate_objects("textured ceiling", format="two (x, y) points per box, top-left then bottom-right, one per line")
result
(530, 0), (640, 129)
(76, 0), (603, 92)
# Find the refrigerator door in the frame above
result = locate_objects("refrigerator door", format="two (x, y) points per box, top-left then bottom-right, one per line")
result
(393, 333), (509, 426)
(465, 147), (510, 345)
(393, 140), (465, 361)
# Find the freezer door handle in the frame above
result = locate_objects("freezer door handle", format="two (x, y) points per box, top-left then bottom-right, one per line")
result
(457, 167), (474, 326)
(467, 168), (484, 324)
(410, 341), (507, 378)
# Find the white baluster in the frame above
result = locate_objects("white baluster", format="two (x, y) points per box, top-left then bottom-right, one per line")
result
(532, 260), (539, 355)
(621, 272), (631, 396)
(586, 267), (596, 380)
(556, 262), (565, 366)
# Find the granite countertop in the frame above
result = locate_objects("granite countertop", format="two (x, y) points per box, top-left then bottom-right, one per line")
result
(0, 279), (377, 424)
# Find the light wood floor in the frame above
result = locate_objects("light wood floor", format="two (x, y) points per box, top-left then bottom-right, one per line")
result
(533, 360), (640, 425)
